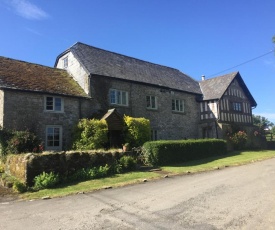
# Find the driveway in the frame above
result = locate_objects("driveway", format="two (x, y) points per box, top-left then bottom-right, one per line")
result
(1, 158), (275, 229)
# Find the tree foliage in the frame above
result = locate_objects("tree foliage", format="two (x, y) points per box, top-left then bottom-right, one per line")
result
(253, 114), (274, 130)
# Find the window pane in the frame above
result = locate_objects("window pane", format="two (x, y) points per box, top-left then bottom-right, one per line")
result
(152, 97), (156, 108)
(55, 98), (62, 111)
(117, 91), (121, 104)
(47, 127), (54, 146)
(176, 100), (179, 111)
(47, 127), (60, 148)
(172, 99), (175, 110)
(46, 97), (53, 110)
(122, 91), (127, 105)
(110, 90), (116, 104)
(63, 57), (68, 68)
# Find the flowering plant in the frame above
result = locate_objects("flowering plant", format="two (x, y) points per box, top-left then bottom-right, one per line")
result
(229, 131), (247, 150)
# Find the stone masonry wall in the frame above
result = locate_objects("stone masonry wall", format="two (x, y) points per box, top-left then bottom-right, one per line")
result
(3, 90), (93, 150)
(90, 76), (200, 140)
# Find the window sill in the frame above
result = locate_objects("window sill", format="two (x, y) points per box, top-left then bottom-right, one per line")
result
(172, 111), (185, 115)
(110, 104), (129, 108)
(146, 108), (158, 111)
(44, 110), (64, 113)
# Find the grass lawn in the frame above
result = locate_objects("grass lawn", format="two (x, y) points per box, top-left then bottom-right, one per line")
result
(20, 150), (275, 200)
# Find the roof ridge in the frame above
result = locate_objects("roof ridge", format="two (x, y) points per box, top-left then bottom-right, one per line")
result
(74, 42), (184, 74)
(0, 56), (64, 72)
(201, 71), (238, 82)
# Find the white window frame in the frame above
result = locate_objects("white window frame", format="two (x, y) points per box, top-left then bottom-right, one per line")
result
(46, 125), (62, 150)
(110, 89), (129, 106)
(44, 96), (64, 112)
(172, 99), (184, 112)
(146, 96), (157, 110)
(63, 56), (68, 68)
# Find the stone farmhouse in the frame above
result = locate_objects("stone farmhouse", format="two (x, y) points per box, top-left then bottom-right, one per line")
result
(0, 42), (257, 150)
(0, 56), (92, 151)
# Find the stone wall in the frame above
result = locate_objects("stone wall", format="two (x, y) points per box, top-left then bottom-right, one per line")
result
(90, 76), (200, 140)
(3, 90), (93, 150)
(6, 151), (122, 186)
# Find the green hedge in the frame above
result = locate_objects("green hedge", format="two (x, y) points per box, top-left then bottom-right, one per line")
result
(142, 139), (227, 166)
(267, 141), (275, 150)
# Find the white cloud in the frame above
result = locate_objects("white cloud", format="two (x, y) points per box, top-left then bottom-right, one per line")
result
(6, 0), (49, 20)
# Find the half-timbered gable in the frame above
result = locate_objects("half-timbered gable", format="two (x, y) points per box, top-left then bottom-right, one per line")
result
(199, 72), (257, 138)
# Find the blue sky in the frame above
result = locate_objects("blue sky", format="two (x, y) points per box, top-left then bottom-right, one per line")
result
(1, 0), (275, 123)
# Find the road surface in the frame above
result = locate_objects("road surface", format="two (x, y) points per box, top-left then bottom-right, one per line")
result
(1, 158), (275, 229)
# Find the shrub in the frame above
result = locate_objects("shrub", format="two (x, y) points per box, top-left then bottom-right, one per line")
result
(142, 139), (227, 166)
(6, 130), (42, 154)
(119, 155), (137, 172)
(0, 127), (12, 157)
(228, 131), (248, 150)
(72, 119), (108, 150)
(13, 181), (27, 193)
(68, 164), (110, 182)
(124, 116), (150, 147)
(33, 172), (60, 190)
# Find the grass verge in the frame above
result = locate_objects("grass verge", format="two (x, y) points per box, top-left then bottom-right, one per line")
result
(20, 150), (275, 200)
(162, 150), (275, 174)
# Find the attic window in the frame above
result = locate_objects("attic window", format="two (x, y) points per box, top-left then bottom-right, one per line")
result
(63, 57), (68, 68)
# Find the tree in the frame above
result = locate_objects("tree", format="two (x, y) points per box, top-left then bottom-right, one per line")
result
(253, 114), (274, 130)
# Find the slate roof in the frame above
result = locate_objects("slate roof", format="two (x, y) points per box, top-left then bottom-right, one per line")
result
(0, 56), (89, 98)
(199, 72), (257, 107)
(57, 42), (201, 95)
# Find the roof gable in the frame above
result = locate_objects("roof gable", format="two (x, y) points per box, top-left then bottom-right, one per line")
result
(0, 56), (88, 98)
(199, 72), (257, 107)
(59, 42), (201, 95)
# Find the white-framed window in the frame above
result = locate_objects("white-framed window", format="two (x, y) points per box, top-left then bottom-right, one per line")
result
(110, 89), (128, 106)
(46, 126), (62, 150)
(146, 96), (157, 109)
(233, 102), (242, 112)
(172, 99), (184, 112)
(45, 96), (64, 112)
(63, 56), (68, 68)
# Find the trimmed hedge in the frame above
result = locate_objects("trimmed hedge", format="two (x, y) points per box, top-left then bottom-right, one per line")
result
(142, 139), (227, 166)
(267, 141), (275, 150)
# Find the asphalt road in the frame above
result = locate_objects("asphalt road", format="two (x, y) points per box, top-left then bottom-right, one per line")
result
(1, 158), (275, 230)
